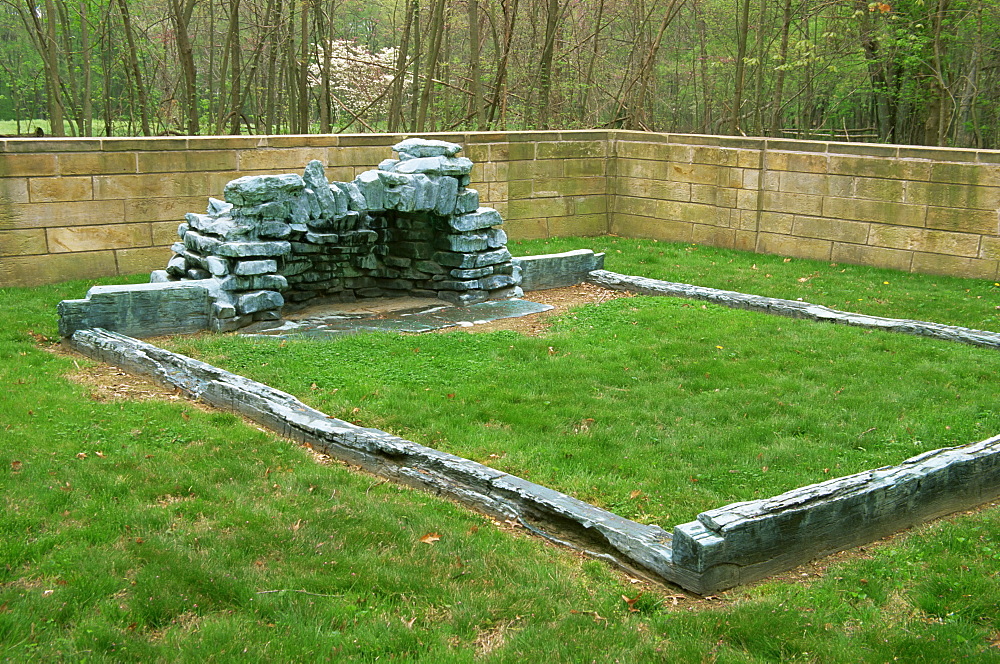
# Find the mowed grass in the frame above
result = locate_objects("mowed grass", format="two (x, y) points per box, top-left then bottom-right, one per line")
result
(172, 239), (1000, 526)
(2, 241), (1000, 660)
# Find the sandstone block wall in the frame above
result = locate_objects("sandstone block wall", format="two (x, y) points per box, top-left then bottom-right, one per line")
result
(0, 132), (610, 288)
(4, 129), (1000, 287)
(612, 132), (1000, 280)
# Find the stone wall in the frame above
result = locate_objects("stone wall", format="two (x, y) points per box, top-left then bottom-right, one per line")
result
(4, 129), (1000, 287)
(613, 132), (1000, 280)
(0, 131), (610, 288)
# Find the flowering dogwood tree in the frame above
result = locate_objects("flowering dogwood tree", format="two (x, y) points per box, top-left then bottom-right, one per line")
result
(309, 39), (402, 126)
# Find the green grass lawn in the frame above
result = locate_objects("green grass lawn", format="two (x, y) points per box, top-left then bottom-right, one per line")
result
(3, 240), (1000, 661)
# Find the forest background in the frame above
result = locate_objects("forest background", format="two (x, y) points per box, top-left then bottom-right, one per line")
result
(3, 0), (998, 147)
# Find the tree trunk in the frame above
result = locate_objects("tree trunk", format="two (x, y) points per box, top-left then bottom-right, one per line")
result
(229, 0), (243, 134)
(729, 0), (751, 134)
(169, 0), (200, 135)
(768, 0), (792, 136)
(116, 0), (151, 135)
(79, 0), (93, 135)
(467, 0), (486, 129)
(388, 0), (417, 131)
(536, 0), (561, 129)
(415, 0), (446, 132)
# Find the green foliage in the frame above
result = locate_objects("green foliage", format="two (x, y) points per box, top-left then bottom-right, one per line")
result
(4, 246), (1000, 660)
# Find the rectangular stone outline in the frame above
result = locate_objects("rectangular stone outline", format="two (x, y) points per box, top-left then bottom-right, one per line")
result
(67, 272), (1000, 595)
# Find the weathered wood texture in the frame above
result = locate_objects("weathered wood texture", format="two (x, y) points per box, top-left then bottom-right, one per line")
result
(587, 269), (1000, 349)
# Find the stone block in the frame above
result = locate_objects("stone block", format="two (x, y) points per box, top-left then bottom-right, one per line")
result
(215, 240), (291, 257)
(658, 200), (730, 226)
(777, 172), (837, 196)
(0, 250), (117, 287)
(93, 173), (209, 200)
(0, 153), (58, 177)
(0, 229), (46, 256)
(1, 177), (29, 205)
(183, 229), (222, 255)
(616, 195), (658, 218)
(59, 151), (136, 175)
(831, 243), (912, 272)
(573, 196), (608, 216)
(667, 162), (727, 186)
(436, 289), (490, 306)
(822, 197), (926, 226)
(450, 207), (503, 232)
(513, 249), (604, 291)
(57, 281), (212, 337)
(828, 155), (930, 181)
(759, 212), (793, 234)
(756, 232), (832, 261)
(207, 255), (230, 276)
(237, 289), (285, 314)
(910, 252), (998, 279)
(868, 226), (981, 258)
(239, 148), (327, 172)
(48, 223), (151, 253)
(906, 181), (1000, 211)
(929, 162), (1000, 186)
(792, 216), (870, 244)
(503, 218), (549, 240)
(925, 207), (999, 235)
(548, 214), (608, 238)
(234, 259), (278, 276)
(224, 173), (304, 206)
(854, 177), (905, 201)
(610, 214), (692, 243)
(736, 190), (759, 211)
(536, 140), (605, 160)
(219, 274), (288, 291)
(29, 176), (93, 203)
(437, 233), (489, 252)
(564, 158), (605, 177)
(392, 155), (473, 176)
(760, 191), (823, 216)
(691, 185), (737, 208)
(125, 196), (206, 223)
(691, 225), (736, 248)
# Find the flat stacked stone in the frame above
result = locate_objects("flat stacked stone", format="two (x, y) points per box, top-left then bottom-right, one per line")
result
(152, 138), (521, 331)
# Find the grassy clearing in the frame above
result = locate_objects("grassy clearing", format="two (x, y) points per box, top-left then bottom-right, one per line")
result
(513, 236), (1000, 332)
(170, 239), (1000, 526)
(3, 243), (1000, 660)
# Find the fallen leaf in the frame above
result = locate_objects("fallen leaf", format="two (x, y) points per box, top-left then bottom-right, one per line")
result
(310, 383), (318, 390)
(76, 452), (87, 460)
(10, 460), (21, 471)
(95, 451), (105, 458)
(420, 532), (441, 545)
(783, 258), (792, 263)
(548, 346), (556, 355)
(622, 593), (642, 612)
(401, 616), (416, 629)
(291, 519), (302, 533)
(629, 489), (643, 500)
